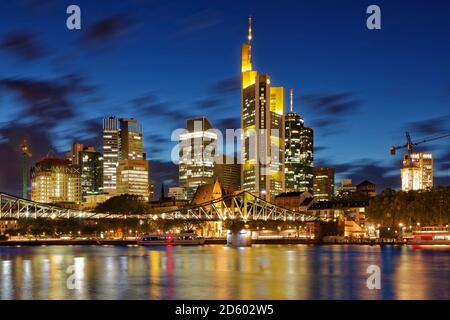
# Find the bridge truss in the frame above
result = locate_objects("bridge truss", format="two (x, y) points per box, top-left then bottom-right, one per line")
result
(0, 192), (321, 222)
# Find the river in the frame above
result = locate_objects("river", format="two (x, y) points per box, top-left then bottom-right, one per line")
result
(1, 244), (449, 299)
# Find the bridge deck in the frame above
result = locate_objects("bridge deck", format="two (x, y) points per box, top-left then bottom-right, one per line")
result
(0, 192), (321, 222)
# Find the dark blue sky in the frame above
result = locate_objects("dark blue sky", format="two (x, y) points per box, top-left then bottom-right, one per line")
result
(1, 0), (450, 196)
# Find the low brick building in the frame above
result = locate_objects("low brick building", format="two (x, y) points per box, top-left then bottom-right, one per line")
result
(274, 191), (315, 212)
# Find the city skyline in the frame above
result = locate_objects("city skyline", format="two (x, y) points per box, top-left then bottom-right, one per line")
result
(1, 0), (450, 197)
(1, 1), (450, 305)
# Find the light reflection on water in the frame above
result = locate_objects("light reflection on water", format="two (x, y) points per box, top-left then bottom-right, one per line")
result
(0, 245), (449, 300)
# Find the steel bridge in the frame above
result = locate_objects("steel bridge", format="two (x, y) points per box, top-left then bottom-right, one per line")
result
(0, 192), (321, 222)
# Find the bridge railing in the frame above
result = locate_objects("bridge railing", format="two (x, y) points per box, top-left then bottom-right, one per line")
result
(0, 191), (321, 222)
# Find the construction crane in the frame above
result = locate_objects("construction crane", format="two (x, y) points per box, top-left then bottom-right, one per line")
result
(20, 140), (32, 199)
(390, 131), (450, 156)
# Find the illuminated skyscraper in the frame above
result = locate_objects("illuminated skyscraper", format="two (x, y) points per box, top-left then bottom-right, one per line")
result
(285, 89), (314, 193)
(103, 117), (121, 194)
(179, 117), (217, 200)
(119, 118), (143, 161)
(31, 158), (81, 204)
(313, 167), (335, 201)
(103, 117), (148, 197)
(241, 17), (285, 201)
(79, 146), (103, 197)
(401, 152), (433, 191)
(117, 159), (149, 200)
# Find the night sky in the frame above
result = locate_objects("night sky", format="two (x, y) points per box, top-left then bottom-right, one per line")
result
(1, 0), (450, 197)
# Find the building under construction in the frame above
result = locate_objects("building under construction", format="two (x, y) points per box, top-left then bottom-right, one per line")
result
(401, 152), (433, 191)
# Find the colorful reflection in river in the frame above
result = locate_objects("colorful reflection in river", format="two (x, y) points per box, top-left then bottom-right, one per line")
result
(0, 245), (449, 299)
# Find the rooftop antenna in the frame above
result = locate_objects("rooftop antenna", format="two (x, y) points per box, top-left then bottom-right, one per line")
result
(290, 88), (294, 113)
(248, 16), (252, 44)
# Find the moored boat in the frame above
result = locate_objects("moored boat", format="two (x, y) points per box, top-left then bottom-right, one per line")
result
(138, 232), (205, 246)
(408, 226), (450, 245)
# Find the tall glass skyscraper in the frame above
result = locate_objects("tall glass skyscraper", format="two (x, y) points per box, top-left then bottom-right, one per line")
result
(119, 118), (144, 161)
(285, 89), (314, 193)
(102, 117), (121, 194)
(241, 17), (285, 201)
(102, 117), (148, 198)
(79, 146), (103, 197)
(179, 117), (217, 200)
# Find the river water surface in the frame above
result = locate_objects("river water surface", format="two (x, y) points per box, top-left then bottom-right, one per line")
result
(1, 244), (449, 300)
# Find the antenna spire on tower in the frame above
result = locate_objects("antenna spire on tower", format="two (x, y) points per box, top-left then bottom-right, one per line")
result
(248, 16), (252, 44)
(290, 88), (294, 113)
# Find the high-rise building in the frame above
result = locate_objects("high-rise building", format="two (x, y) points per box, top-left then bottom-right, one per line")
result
(285, 89), (314, 193)
(313, 167), (335, 201)
(179, 117), (217, 200)
(401, 152), (433, 191)
(66, 142), (84, 165)
(117, 159), (149, 200)
(119, 118), (144, 161)
(241, 17), (285, 201)
(31, 158), (81, 204)
(214, 155), (241, 195)
(79, 146), (103, 197)
(103, 117), (148, 197)
(103, 117), (121, 194)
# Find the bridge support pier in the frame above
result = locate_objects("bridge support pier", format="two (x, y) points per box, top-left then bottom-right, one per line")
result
(226, 229), (252, 247)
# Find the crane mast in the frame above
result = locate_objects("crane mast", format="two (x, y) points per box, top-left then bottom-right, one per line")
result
(20, 141), (32, 199)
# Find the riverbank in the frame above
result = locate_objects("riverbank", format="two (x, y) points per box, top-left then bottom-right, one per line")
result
(0, 238), (406, 246)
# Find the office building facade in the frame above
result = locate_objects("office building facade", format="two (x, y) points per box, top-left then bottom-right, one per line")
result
(31, 158), (81, 204)
(79, 146), (103, 197)
(102, 117), (121, 194)
(179, 117), (217, 200)
(285, 89), (314, 193)
(401, 152), (433, 191)
(241, 17), (285, 201)
(313, 167), (335, 201)
(116, 159), (149, 200)
(103, 116), (149, 198)
(120, 118), (144, 161)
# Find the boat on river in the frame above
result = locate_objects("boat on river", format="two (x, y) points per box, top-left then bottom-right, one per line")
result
(408, 226), (450, 245)
(138, 232), (205, 246)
